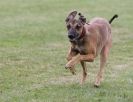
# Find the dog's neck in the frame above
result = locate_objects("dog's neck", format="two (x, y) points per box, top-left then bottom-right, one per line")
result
(77, 26), (86, 40)
(77, 22), (90, 40)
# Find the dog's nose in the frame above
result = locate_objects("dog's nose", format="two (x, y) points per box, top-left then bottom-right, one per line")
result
(68, 35), (74, 39)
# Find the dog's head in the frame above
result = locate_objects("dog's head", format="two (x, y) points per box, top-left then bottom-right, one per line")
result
(65, 11), (86, 42)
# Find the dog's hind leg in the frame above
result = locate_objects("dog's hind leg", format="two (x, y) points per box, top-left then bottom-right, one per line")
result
(94, 45), (109, 87)
(80, 61), (87, 85)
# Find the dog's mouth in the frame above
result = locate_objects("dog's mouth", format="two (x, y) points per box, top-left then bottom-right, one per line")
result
(69, 35), (81, 43)
(69, 38), (77, 43)
(69, 38), (75, 42)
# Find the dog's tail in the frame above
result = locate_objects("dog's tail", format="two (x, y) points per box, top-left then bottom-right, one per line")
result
(109, 14), (118, 24)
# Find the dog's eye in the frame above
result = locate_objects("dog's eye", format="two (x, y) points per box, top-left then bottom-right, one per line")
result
(75, 24), (81, 30)
(67, 24), (71, 30)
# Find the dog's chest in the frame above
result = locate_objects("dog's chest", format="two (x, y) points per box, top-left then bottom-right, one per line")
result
(74, 40), (88, 55)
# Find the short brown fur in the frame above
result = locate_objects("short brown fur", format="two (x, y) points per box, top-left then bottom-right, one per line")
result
(65, 11), (118, 87)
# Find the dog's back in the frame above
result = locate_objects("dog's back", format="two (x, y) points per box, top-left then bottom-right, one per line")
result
(85, 18), (112, 56)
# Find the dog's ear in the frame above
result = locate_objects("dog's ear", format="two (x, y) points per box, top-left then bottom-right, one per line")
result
(78, 13), (86, 25)
(65, 11), (77, 23)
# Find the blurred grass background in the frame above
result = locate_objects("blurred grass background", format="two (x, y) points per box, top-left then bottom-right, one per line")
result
(0, 0), (133, 102)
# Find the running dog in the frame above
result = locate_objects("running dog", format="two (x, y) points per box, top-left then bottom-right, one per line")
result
(65, 11), (118, 87)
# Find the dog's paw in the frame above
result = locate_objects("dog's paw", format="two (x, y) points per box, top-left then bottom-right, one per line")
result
(65, 65), (71, 69)
(71, 71), (76, 75)
(94, 81), (101, 88)
(65, 64), (76, 75)
(94, 84), (100, 88)
(65, 63), (73, 69)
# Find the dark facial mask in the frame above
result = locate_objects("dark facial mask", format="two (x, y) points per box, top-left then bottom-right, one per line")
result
(68, 28), (78, 39)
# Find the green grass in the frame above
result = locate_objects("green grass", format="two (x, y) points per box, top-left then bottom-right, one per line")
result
(0, 0), (133, 102)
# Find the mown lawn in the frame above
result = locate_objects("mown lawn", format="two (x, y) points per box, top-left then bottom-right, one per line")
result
(0, 0), (133, 102)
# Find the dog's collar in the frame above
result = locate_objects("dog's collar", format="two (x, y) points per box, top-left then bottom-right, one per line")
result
(77, 23), (90, 39)
(77, 26), (86, 40)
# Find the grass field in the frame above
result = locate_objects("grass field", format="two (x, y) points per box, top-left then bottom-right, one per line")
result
(0, 0), (133, 102)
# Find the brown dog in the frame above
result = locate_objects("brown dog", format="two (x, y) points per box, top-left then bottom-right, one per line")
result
(65, 11), (118, 87)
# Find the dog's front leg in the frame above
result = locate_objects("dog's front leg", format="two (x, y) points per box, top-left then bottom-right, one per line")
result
(66, 46), (78, 74)
(65, 54), (81, 68)
(66, 46), (76, 61)
(65, 54), (95, 68)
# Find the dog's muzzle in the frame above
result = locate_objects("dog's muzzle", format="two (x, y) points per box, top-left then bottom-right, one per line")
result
(68, 34), (75, 39)
(68, 28), (78, 40)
